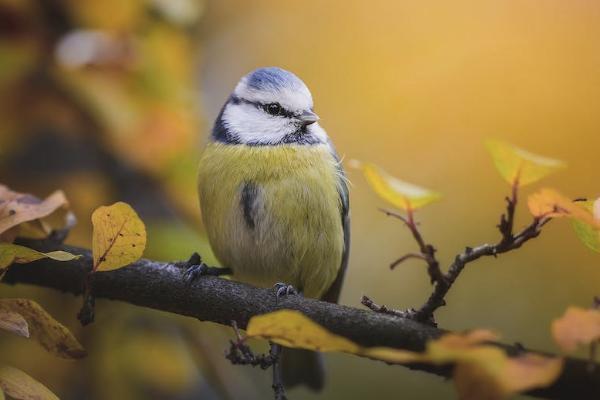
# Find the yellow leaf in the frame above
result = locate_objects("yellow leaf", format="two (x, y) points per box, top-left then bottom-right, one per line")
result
(350, 160), (441, 211)
(0, 310), (29, 338)
(571, 198), (600, 253)
(360, 346), (425, 364)
(0, 387), (4, 400)
(426, 329), (500, 363)
(0, 243), (80, 270)
(92, 202), (146, 272)
(247, 310), (360, 353)
(527, 189), (599, 226)
(0, 185), (69, 237)
(0, 299), (86, 359)
(485, 140), (566, 187)
(0, 366), (59, 400)
(246, 312), (562, 399)
(551, 307), (600, 353)
(247, 310), (425, 363)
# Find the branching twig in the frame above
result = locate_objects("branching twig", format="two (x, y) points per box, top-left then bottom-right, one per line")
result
(225, 321), (277, 369)
(225, 321), (287, 400)
(371, 184), (552, 324)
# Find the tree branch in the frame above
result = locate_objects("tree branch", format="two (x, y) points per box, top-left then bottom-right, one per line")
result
(2, 239), (600, 399)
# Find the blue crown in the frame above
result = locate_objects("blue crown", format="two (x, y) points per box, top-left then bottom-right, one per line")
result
(246, 67), (304, 91)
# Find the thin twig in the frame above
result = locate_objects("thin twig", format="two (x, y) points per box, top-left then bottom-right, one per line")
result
(225, 321), (278, 369)
(390, 253), (426, 269)
(361, 295), (411, 318)
(270, 343), (287, 400)
(224, 322), (287, 399)
(379, 208), (444, 284)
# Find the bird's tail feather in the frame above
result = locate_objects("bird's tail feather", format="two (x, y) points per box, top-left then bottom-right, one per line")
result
(281, 347), (324, 391)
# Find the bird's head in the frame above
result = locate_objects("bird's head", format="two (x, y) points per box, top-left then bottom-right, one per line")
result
(213, 67), (328, 145)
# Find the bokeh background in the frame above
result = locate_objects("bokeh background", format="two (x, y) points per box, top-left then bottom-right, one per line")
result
(1, 0), (599, 399)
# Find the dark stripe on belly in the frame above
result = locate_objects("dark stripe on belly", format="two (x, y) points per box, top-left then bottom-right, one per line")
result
(241, 182), (258, 229)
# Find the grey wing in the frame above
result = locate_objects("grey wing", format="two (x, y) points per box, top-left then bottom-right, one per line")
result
(322, 146), (350, 304)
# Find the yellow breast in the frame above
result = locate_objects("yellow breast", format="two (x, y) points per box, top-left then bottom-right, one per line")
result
(197, 142), (344, 298)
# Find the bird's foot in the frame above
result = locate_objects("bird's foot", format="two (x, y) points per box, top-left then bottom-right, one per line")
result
(181, 252), (232, 284)
(273, 282), (298, 303)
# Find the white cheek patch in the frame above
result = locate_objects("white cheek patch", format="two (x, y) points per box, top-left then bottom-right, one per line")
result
(307, 123), (329, 146)
(223, 103), (297, 144)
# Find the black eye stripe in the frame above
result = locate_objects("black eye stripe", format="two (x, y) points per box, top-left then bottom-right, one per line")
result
(229, 96), (295, 118)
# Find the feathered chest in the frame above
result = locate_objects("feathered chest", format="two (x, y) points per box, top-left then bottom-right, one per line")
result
(197, 142), (345, 298)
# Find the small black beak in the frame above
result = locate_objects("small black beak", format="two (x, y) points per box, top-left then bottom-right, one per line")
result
(299, 110), (320, 126)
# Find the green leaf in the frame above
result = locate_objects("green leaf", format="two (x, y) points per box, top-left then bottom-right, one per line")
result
(485, 140), (566, 186)
(571, 199), (600, 253)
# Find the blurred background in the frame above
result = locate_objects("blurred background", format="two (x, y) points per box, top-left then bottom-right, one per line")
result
(1, 0), (599, 399)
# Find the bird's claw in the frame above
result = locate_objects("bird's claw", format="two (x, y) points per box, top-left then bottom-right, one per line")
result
(184, 262), (208, 284)
(274, 282), (298, 302)
(181, 252), (206, 284)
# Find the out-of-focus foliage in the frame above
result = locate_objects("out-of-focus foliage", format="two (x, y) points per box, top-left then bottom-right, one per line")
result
(0, 242), (79, 270)
(247, 310), (563, 400)
(91, 202), (146, 272)
(0, 308), (29, 338)
(350, 160), (441, 211)
(0, 365), (59, 400)
(0, 298), (86, 359)
(527, 188), (598, 227)
(485, 140), (566, 187)
(0, 185), (72, 243)
(551, 307), (600, 353)
(571, 199), (600, 253)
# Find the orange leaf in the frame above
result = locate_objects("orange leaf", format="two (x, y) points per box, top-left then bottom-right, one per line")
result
(527, 189), (599, 227)
(551, 307), (600, 353)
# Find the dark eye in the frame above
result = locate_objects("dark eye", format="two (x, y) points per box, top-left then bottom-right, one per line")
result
(265, 103), (282, 116)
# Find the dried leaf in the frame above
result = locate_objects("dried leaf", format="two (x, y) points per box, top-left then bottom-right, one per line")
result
(0, 299), (86, 359)
(571, 198), (600, 253)
(0, 310), (29, 338)
(0, 185), (69, 237)
(0, 243), (80, 270)
(527, 189), (599, 226)
(92, 202), (146, 272)
(0, 366), (59, 400)
(350, 160), (441, 211)
(0, 387), (4, 400)
(485, 140), (566, 187)
(551, 307), (600, 353)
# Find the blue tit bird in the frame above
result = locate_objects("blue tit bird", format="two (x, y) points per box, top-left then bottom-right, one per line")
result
(196, 67), (350, 390)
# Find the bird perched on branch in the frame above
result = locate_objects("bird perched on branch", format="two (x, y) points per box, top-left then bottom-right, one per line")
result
(194, 67), (350, 390)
